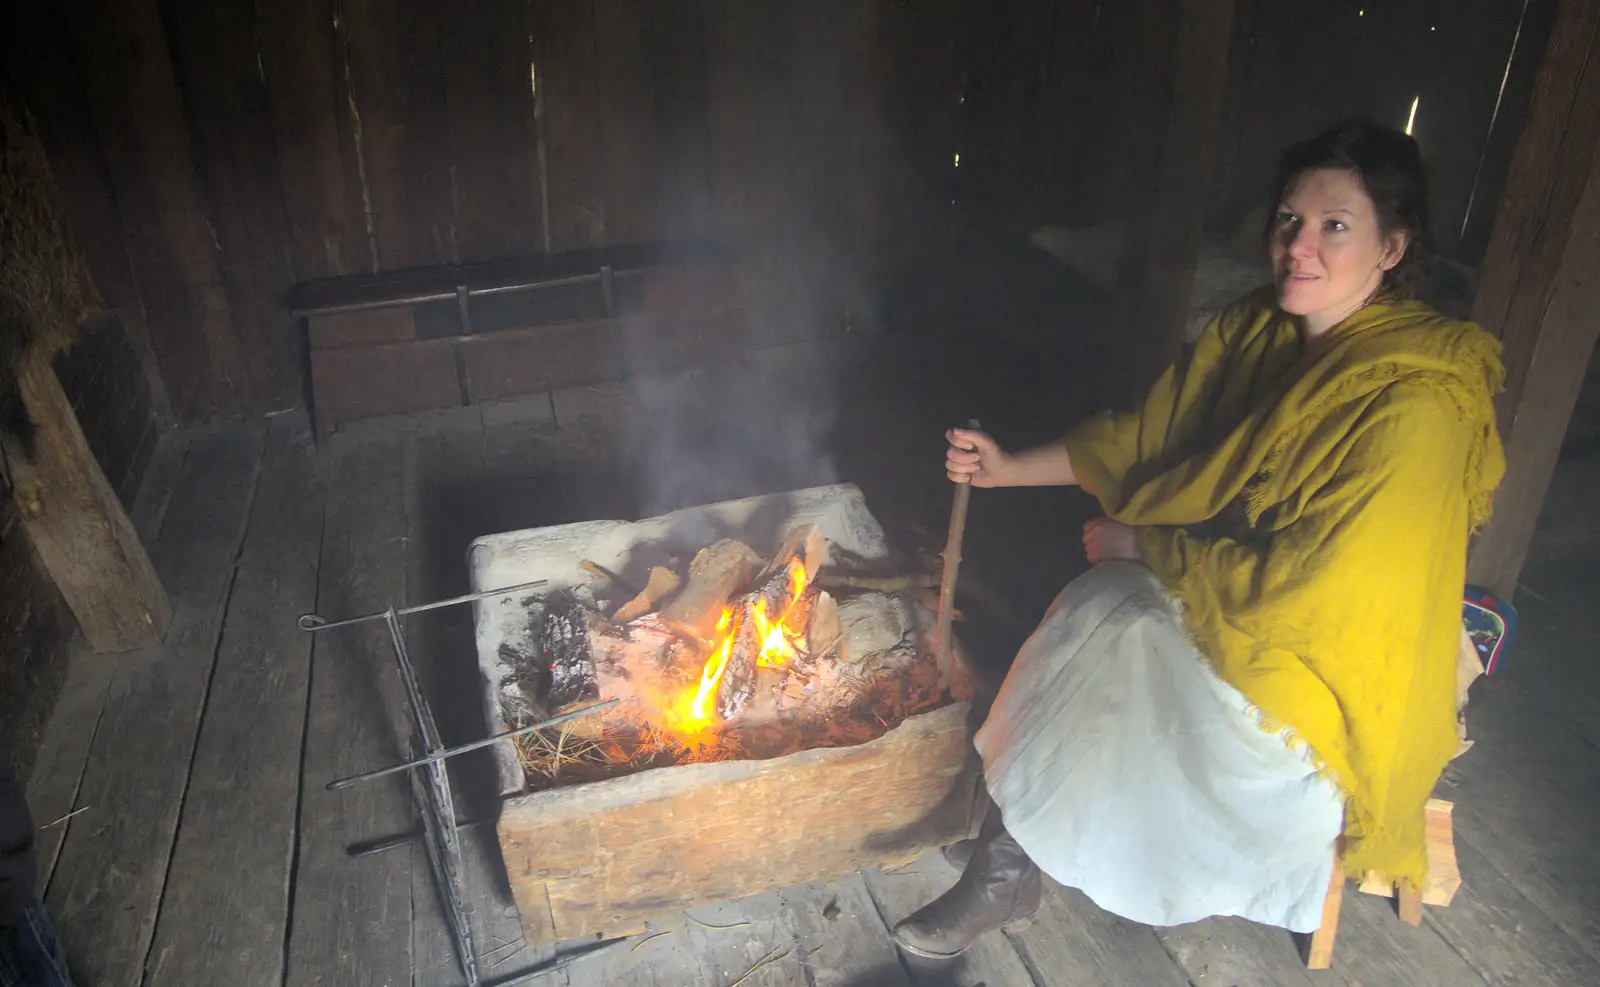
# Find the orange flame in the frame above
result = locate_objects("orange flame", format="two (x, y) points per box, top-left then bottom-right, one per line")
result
(689, 609), (737, 723)
(682, 557), (809, 728)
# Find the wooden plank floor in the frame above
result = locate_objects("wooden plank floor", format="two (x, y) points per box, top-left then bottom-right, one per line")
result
(24, 358), (1600, 985)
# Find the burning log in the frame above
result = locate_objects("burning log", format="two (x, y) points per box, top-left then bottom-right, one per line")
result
(660, 538), (762, 641)
(713, 564), (800, 720)
(613, 565), (682, 623)
(761, 524), (830, 585)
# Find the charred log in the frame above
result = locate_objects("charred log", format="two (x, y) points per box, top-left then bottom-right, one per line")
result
(539, 594), (601, 708)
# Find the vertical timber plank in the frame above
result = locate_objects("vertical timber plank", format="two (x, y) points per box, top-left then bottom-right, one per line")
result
(1466, 2), (1600, 599)
(164, 0), (301, 412)
(1112, 0), (1238, 404)
(144, 414), (323, 987)
(440, 0), (544, 264)
(63, 0), (245, 421)
(338, 0), (455, 269)
(703, 0), (812, 344)
(702, 0), (884, 344)
(646, 1), (715, 243)
(531, 0), (605, 251)
(592, 0), (654, 247)
(257, 0), (371, 279)
(284, 431), (414, 987)
(44, 426), (265, 987)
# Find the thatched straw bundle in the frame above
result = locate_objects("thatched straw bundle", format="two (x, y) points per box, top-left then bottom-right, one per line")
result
(0, 92), (102, 454)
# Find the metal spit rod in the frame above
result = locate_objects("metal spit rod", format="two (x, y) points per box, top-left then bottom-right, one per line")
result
(324, 699), (619, 791)
(297, 579), (549, 632)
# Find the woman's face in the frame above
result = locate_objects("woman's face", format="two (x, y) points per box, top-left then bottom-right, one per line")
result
(1270, 168), (1408, 333)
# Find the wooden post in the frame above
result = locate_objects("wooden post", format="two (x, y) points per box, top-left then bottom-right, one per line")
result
(1112, 0), (1238, 405)
(5, 349), (170, 651)
(1466, 2), (1600, 600)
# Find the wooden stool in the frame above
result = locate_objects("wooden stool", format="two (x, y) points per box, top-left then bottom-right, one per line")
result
(1305, 799), (1460, 969)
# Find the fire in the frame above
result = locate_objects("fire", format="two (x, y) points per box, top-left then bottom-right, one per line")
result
(689, 609), (737, 723)
(684, 557), (809, 728)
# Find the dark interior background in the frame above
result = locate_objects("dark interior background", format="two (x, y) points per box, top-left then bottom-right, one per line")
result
(1, 0), (1580, 773)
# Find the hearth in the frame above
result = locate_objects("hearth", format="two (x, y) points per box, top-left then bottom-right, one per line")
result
(469, 485), (984, 942)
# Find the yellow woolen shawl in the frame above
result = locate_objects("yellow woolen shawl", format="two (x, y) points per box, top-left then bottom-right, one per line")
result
(1064, 287), (1505, 885)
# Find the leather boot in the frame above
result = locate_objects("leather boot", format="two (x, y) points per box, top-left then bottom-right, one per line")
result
(892, 825), (1043, 959)
(940, 837), (978, 871)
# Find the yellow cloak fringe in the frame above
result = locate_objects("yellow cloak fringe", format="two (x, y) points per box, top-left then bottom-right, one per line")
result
(1064, 288), (1505, 886)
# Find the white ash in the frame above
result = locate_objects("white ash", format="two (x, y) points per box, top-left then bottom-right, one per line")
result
(836, 592), (910, 661)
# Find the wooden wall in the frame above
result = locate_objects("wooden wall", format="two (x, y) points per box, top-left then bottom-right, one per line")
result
(6, 0), (895, 424)
(8, 0), (1554, 426)
(1215, 0), (1552, 258)
(944, 0), (1548, 262)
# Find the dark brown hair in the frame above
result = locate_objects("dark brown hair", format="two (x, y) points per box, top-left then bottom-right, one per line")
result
(1265, 117), (1433, 292)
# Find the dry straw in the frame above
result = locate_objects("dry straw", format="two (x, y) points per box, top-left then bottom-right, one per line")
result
(0, 93), (100, 370)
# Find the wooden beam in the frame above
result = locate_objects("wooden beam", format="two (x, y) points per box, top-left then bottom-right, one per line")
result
(5, 350), (169, 652)
(1113, 0), (1238, 404)
(1467, 2), (1600, 599)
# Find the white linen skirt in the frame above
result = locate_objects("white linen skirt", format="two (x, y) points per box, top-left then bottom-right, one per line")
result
(974, 561), (1344, 932)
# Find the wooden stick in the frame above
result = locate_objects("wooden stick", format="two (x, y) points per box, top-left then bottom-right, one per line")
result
(613, 566), (682, 623)
(937, 419), (980, 691)
(816, 573), (940, 591)
(581, 559), (640, 597)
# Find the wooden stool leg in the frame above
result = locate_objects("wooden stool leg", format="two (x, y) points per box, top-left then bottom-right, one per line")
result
(1398, 885), (1423, 926)
(1306, 849), (1345, 970)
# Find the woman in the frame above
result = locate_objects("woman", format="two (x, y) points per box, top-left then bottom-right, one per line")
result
(893, 119), (1505, 958)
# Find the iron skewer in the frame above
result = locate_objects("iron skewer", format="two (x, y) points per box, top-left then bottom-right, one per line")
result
(297, 579), (550, 632)
(326, 699), (620, 791)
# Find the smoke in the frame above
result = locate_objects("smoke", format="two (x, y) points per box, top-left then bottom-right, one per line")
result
(627, 340), (839, 518)
(621, 1), (892, 516)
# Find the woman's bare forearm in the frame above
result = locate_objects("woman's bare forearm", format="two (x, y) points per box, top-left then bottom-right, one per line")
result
(991, 442), (1078, 487)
